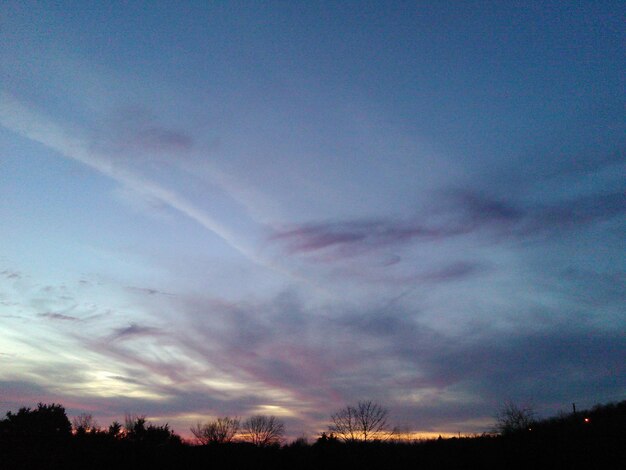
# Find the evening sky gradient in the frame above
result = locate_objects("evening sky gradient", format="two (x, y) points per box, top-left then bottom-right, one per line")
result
(1, 1), (624, 439)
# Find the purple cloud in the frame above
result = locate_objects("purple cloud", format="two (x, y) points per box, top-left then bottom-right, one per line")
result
(271, 220), (456, 257)
(270, 190), (624, 260)
(452, 190), (625, 237)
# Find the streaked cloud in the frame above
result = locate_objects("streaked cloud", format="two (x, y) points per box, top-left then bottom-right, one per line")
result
(110, 323), (162, 341)
(38, 312), (79, 321)
(270, 190), (625, 260)
(0, 92), (256, 264)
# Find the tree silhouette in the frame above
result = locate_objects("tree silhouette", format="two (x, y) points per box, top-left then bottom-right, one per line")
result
(329, 400), (393, 442)
(122, 413), (180, 445)
(108, 420), (123, 438)
(124, 413), (147, 440)
(190, 416), (240, 444)
(494, 401), (536, 435)
(72, 413), (99, 434)
(1, 403), (71, 438)
(144, 423), (181, 446)
(242, 415), (285, 446)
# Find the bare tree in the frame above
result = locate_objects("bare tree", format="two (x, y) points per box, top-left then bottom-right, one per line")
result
(330, 401), (393, 442)
(494, 401), (536, 435)
(72, 413), (99, 434)
(242, 415), (285, 446)
(190, 416), (240, 444)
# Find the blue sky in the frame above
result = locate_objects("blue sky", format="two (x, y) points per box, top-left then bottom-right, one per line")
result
(1, 1), (624, 438)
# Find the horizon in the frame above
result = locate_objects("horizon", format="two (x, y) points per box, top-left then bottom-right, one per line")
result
(1, 1), (624, 442)
(2, 397), (619, 443)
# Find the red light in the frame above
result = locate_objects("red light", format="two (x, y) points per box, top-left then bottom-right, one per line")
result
(584, 418), (590, 423)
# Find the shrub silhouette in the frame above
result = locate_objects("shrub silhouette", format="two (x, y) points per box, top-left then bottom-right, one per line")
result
(123, 413), (181, 445)
(0, 402), (71, 438)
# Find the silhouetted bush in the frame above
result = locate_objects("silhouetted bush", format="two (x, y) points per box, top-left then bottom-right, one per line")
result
(1, 403), (72, 439)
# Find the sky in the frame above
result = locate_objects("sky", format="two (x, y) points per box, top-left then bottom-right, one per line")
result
(0, 1), (624, 440)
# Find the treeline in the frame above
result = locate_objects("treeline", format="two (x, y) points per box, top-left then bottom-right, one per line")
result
(0, 400), (624, 469)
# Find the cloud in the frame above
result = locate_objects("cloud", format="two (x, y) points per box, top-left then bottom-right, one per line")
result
(0, 380), (59, 409)
(453, 191), (524, 226)
(416, 262), (482, 283)
(0, 92), (317, 292)
(4, 283), (623, 437)
(38, 312), (79, 321)
(130, 127), (193, 154)
(353, 261), (484, 285)
(558, 268), (626, 308)
(270, 190), (625, 260)
(454, 190), (625, 237)
(166, 287), (624, 428)
(1, 270), (22, 279)
(127, 286), (174, 296)
(418, 328), (626, 407)
(527, 191), (625, 232)
(270, 219), (460, 258)
(99, 106), (194, 157)
(110, 323), (162, 341)
(0, 92), (258, 265)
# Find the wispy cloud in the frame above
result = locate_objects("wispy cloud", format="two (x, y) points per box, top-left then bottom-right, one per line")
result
(127, 127), (193, 154)
(454, 190), (625, 236)
(126, 286), (174, 297)
(38, 312), (79, 321)
(270, 219), (460, 257)
(270, 190), (625, 260)
(0, 92), (256, 264)
(110, 323), (162, 341)
(1, 270), (22, 279)
(97, 106), (194, 158)
(413, 262), (482, 283)
(3, 281), (623, 436)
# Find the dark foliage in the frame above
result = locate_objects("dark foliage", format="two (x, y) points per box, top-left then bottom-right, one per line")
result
(0, 400), (624, 469)
(0, 403), (72, 438)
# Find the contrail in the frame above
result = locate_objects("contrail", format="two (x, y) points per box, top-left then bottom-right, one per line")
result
(0, 92), (334, 297)
(0, 92), (257, 262)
